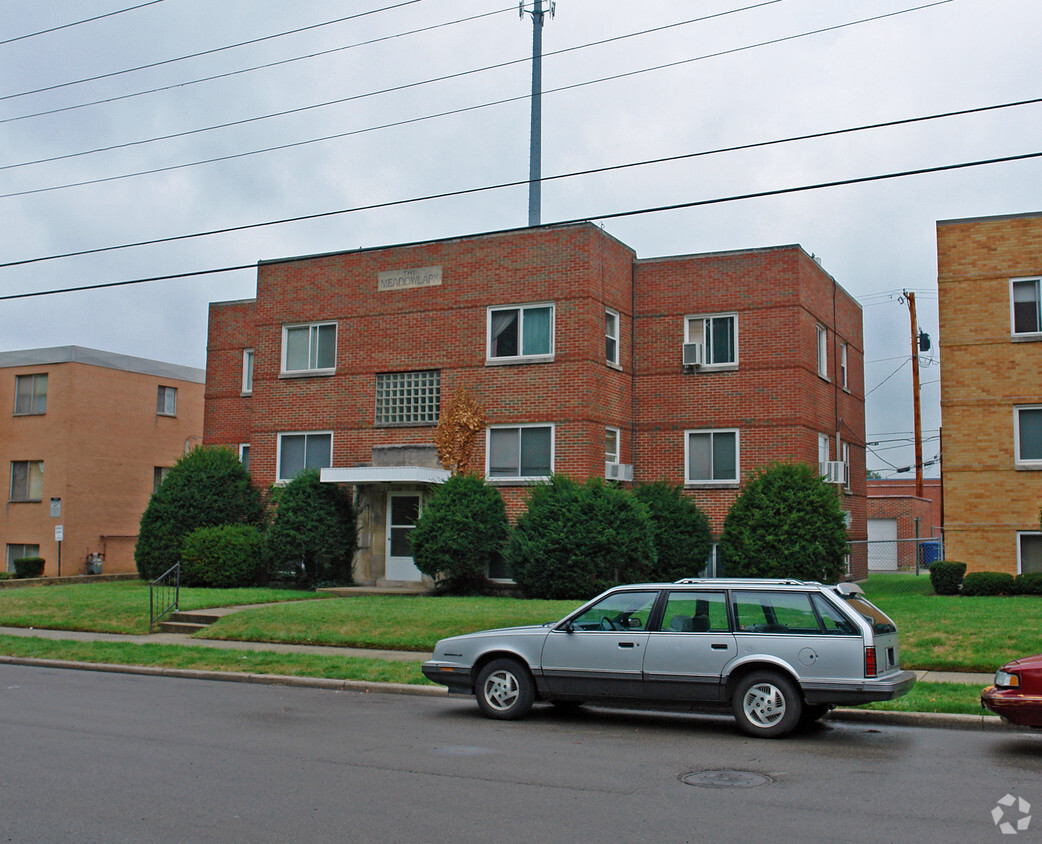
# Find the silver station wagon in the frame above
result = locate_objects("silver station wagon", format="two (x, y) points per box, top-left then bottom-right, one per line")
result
(422, 578), (916, 738)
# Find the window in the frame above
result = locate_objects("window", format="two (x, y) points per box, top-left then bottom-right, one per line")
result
(487, 424), (553, 479)
(842, 441), (851, 490)
(487, 304), (553, 361)
(239, 444), (250, 472)
(14, 374), (47, 415)
(277, 432), (332, 482)
(605, 427), (620, 464)
(605, 309), (619, 365)
(685, 313), (737, 367)
(567, 590), (658, 632)
(1018, 532), (1042, 574)
(156, 386), (177, 416)
(153, 466), (170, 493)
(818, 433), (830, 469)
(282, 322), (336, 375)
(6, 544), (39, 573)
(685, 429), (738, 484)
(10, 460), (43, 502)
(816, 324), (829, 378)
(1012, 278), (1041, 336)
(733, 590), (823, 634)
(242, 349), (254, 393)
(1015, 406), (1042, 466)
(810, 594), (858, 634)
(662, 591), (729, 632)
(375, 370), (440, 426)
(840, 342), (849, 390)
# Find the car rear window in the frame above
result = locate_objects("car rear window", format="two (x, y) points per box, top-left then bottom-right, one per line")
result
(841, 594), (897, 634)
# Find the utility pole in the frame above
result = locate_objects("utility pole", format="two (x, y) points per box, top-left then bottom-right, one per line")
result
(520, 1), (554, 227)
(904, 290), (924, 498)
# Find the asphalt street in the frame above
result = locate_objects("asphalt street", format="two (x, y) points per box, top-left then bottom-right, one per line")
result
(2, 664), (1038, 843)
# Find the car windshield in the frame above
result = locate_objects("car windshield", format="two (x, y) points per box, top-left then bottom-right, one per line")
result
(841, 594), (897, 634)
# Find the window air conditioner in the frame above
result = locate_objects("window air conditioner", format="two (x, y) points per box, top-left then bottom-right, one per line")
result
(605, 462), (634, 482)
(682, 342), (704, 367)
(821, 461), (847, 484)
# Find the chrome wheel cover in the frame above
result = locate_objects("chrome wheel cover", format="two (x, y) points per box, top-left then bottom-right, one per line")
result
(482, 669), (520, 712)
(742, 682), (787, 728)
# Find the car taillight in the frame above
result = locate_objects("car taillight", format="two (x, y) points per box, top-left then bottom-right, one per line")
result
(865, 647), (877, 678)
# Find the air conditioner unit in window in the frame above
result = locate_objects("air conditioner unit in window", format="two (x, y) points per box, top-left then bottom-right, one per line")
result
(605, 462), (634, 482)
(682, 342), (704, 367)
(821, 461), (847, 484)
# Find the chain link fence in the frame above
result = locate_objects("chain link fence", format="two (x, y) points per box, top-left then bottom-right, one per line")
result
(849, 536), (943, 575)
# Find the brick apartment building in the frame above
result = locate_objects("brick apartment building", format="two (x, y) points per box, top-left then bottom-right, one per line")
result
(1, 346), (204, 576)
(205, 224), (866, 584)
(938, 211), (1042, 574)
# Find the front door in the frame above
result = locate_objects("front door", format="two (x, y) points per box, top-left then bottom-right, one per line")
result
(386, 492), (423, 582)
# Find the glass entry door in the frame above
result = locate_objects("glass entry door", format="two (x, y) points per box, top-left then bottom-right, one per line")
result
(386, 493), (423, 582)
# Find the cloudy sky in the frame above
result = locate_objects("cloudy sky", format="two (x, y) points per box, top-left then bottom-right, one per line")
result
(2, 0), (1039, 478)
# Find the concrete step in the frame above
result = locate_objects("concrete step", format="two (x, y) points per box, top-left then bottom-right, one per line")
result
(157, 621), (212, 635)
(166, 611), (222, 625)
(318, 583), (430, 597)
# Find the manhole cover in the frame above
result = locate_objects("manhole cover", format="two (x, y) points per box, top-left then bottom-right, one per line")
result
(682, 770), (773, 789)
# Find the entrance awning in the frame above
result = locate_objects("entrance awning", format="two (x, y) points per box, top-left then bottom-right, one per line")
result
(320, 466), (451, 485)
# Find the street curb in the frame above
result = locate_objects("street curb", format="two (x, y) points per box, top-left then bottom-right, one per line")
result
(1, 655), (1028, 731)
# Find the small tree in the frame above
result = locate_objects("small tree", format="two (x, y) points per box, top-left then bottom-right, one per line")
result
(411, 474), (508, 593)
(434, 386), (485, 475)
(506, 475), (655, 600)
(718, 462), (848, 583)
(265, 469), (357, 586)
(136, 446), (265, 581)
(633, 481), (712, 582)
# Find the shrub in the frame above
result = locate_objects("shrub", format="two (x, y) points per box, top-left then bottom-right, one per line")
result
(1014, 572), (1042, 596)
(181, 525), (265, 588)
(961, 571), (1016, 597)
(718, 462), (848, 583)
(928, 561), (966, 595)
(13, 557), (45, 579)
(506, 475), (655, 600)
(411, 474), (508, 594)
(265, 469), (357, 587)
(632, 481), (712, 582)
(136, 446), (265, 581)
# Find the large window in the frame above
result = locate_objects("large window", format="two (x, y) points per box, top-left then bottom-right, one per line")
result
(487, 424), (553, 479)
(605, 309), (620, 365)
(685, 313), (737, 367)
(242, 349), (254, 393)
(816, 324), (829, 378)
(156, 386), (177, 416)
(1015, 406), (1042, 466)
(1012, 278), (1042, 336)
(487, 304), (554, 361)
(282, 322), (336, 375)
(375, 370), (440, 426)
(6, 544), (39, 573)
(10, 460), (43, 502)
(14, 374), (47, 415)
(686, 429), (738, 484)
(278, 432), (332, 482)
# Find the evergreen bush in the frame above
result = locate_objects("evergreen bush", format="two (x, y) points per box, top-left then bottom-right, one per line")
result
(928, 561), (966, 595)
(13, 556), (45, 578)
(181, 525), (265, 588)
(632, 481), (712, 582)
(410, 474), (508, 594)
(961, 571), (1016, 597)
(1014, 572), (1042, 596)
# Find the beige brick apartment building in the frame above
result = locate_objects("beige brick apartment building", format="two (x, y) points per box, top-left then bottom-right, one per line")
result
(205, 224), (866, 584)
(1, 347), (204, 576)
(938, 211), (1042, 574)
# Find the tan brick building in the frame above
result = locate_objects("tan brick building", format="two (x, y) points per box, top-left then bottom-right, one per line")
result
(1, 347), (204, 576)
(205, 224), (866, 584)
(938, 211), (1042, 574)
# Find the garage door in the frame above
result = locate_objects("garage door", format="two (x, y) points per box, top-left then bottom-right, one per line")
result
(867, 518), (898, 571)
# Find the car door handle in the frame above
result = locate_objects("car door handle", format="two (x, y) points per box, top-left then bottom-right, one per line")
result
(618, 642), (637, 648)
(711, 643), (729, 650)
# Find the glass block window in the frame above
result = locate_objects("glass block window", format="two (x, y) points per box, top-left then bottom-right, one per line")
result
(375, 370), (440, 426)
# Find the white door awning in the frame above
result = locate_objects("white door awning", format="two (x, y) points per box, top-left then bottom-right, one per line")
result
(320, 466), (451, 485)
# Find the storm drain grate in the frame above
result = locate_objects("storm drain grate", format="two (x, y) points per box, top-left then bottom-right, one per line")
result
(681, 770), (773, 789)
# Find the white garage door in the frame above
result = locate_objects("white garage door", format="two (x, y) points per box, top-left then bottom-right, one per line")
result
(867, 518), (898, 571)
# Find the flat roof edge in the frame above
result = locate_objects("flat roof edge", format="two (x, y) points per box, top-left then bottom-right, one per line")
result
(0, 346), (205, 383)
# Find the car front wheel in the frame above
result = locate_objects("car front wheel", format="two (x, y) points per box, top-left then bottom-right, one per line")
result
(475, 658), (535, 720)
(731, 671), (802, 738)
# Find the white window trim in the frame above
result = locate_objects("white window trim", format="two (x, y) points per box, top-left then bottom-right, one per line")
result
(157, 386), (177, 417)
(1014, 405), (1042, 468)
(13, 373), (47, 416)
(485, 423), (555, 481)
(816, 324), (829, 380)
(486, 303), (555, 364)
(684, 312), (738, 370)
(276, 430), (333, 483)
(842, 441), (851, 491)
(242, 349), (254, 394)
(1010, 277), (1042, 339)
(605, 426), (620, 464)
(605, 309), (620, 366)
(1017, 531), (1042, 575)
(684, 428), (740, 486)
(840, 342), (849, 391)
(280, 322), (337, 377)
(238, 443), (250, 469)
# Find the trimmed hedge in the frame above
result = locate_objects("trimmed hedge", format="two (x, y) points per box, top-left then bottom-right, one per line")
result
(961, 571), (1016, 597)
(928, 560), (966, 595)
(13, 556), (45, 579)
(1014, 572), (1042, 596)
(181, 525), (265, 588)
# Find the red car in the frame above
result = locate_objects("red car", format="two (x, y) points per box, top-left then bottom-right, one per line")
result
(981, 654), (1042, 727)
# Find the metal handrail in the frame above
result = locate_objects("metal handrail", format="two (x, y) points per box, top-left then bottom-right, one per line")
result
(149, 562), (180, 629)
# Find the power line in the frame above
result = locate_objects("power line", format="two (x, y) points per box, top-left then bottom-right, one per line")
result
(0, 1), (165, 47)
(1, 148), (1039, 297)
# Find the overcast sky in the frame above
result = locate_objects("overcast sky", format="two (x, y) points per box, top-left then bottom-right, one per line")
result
(2, 0), (1039, 479)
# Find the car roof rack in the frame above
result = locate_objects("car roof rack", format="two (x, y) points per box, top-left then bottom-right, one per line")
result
(672, 577), (818, 586)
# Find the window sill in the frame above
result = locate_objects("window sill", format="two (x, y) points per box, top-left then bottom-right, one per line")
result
(12, 412), (46, 417)
(375, 421), (438, 428)
(240, 391), (253, 398)
(607, 361), (623, 371)
(279, 369), (336, 379)
(485, 355), (554, 367)
(156, 412), (177, 418)
(1014, 463), (1042, 471)
(8, 499), (42, 504)
(1012, 333), (1042, 342)
(486, 476), (552, 486)
(684, 482), (740, 490)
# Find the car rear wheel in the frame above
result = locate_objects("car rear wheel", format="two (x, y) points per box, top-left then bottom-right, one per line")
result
(475, 659), (535, 720)
(731, 671), (802, 738)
